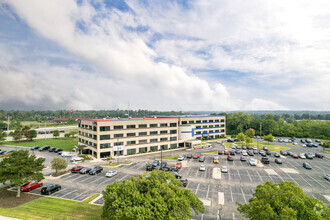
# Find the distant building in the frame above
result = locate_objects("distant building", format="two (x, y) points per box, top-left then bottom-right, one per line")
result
(77, 115), (226, 159)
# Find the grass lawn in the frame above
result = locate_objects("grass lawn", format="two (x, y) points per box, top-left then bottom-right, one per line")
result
(103, 162), (131, 167)
(0, 197), (102, 220)
(157, 155), (179, 160)
(82, 194), (100, 204)
(0, 137), (77, 152)
(235, 141), (291, 151)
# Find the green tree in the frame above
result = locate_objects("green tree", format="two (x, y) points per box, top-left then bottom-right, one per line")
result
(246, 137), (253, 144)
(0, 150), (45, 197)
(68, 130), (77, 137)
(12, 128), (23, 142)
(245, 128), (255, 138)
(53, 130), (60, 138)
(105, 155), (112, 164)
(322, 141), (330, 152)
(51, 157), (68, 174)
(237, 181), (330, 220)
(102, 170), (205, 219)
(23, 127), (37, 141)
(0, 129), (7, 141)
(263, 134), (274, 143)
(237, 133), (246, 142)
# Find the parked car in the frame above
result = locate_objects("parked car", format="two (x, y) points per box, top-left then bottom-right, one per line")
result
(199, 165), (206, 171)
(89, 166), (103, 175)
(71, 156), (83, 162)
(41, 184), (61, 195)
(235, 149), (241, 154)
(315, 153), (323, 158)
(79, 167), (91, 174)
(176, 162), (182, 169)
(247, 150), (254, 156)
(199, 156), (205, 162)
(236, 145), (241, 149)
(291, 154), (299, 159)
(177, 155), (185, 161)
(261, 157), (270, 164)
(171, 166), (179, 172)
(252, 146), (258, 150)
(260, 152), (266, 157)
(221, 166), (228, 173)
(20, 181), (43, 192)
(299, 154), (306, 159)
(171, 171), (182, 179)
(305, 154), (313, 160)
(31, 146), (40, 150)
(161, 167), (170, 172)
(61, 151), (73, 157)
(180, 179), (188, 187)
(54, 148), (63, 153)
(241, 151), (248, 156)
(266, 150), (271, 156)
(274, 153), (280, 157)
(227, 156), (234, 161)
(160, 161), (167, 168)
(303, 162), (312, 170)
(71, 166), (84, 173)
(263, 147), (268, 151)
(146, 164), (153, 171)
(287, 151), (293, 156)
(240, 156), (246, 161)
(193, 154), (199, 159)
(275, 159), (282, 164)
(105, 170), (118, 178)
(227, 139), (234, 142)
(249, 159), (257, 166)
(253, 149), (258, 154)
(230, 150), (235, 155)
(48, 147), (56, 152)
(224, 150), (229, 155)
(152, 160), (160, 168)
(39, 145), (50, 151)
(218, 150), (223, 155)
(280, 151), (287, 156)
(187, 154), (192, 159)
(324, 174), (330, 182)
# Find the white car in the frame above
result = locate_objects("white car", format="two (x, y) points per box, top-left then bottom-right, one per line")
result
(301, 144), (307, 147)
(105, 170), (118, 178)
(241, 151), (248, 156)
(199, 165), (206, 171)
(178, 155), (185, 161)
(249, 159), (257, 166)
(61, 151), (73, 157)
(252, 146), (257, 150)
(299, 154), (306, 159)
(221, 166), (228, 173)
(70, 156), (83, 162)
(293, 142), (298, 145)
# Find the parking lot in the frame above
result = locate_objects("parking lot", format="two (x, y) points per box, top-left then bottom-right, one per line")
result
(2, 140), (330, 220)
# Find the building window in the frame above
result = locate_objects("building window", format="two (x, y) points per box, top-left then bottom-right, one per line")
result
(114, 142), (124, 146)
(170, 123), (177, 127)
(221, 119), (225, 122)
(150, 146), (158, 151)
(139, 139), (147, 143)
(170, 130), (177, 134)
(203, 120), (207, 123)
(127, 141), (136, 145)
(150, 124), (158, 127)
(196, 131), (201, 134)
(160, 123), (168, 127)
(215, 119), (219, 122)
(150, 131), (157, 135)
(114, 134), (123, 138)
(160, 130), (167, 134)
(127, 125), (136, 129)
(203, 126), (207, 128)
(221, 129), (225, 132)
(215, 125), (220, 127)
(127, 149), (136, 155)
(139, 132), (147, 136)
(215, 130), (219, 132)
(160, 137), (168, 141)
(170, 143), (177, 149)
(196, 126), (201, 129)
(89, 125), (92, 130)
(100, 143), (110, 149)
(93, 143), (97, 148)
(196, 120), (201, 123)
(209, 120), (214, 122)
(182, 121), (187, 125)
(127, 133), (136, 137)
(209, 130), (214, 133)
(100, 126), (110, 131)
(100, 152), (111, 158)
(170, 136), (177, 141)
(209, 125), (214, 128)
(139, 147), (147, 153)
(160, 144), (168, 150)
(150, 138), (158, 142)
(93, 126), (97, 131)
(189, 121), (194, 123)
(114, 125), (123, 130)
(139, 124), (147, 128)
(100, 135), (110, 140)
(78, 138), (81, 142)
(221, 124), (225, 127)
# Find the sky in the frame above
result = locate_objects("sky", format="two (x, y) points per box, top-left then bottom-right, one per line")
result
(0, 0), (329, 111)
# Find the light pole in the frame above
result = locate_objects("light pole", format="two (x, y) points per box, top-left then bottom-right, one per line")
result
(44, 121), (46, 139)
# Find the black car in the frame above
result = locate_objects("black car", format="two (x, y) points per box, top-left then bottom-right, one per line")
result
(54, 148), (63, 153)
(89, 166), (103, 175)
(171, 166), (179, 172)
(280, 151), (287, 156)
(180, 179), (188, 187)
(218, 151), (223, 155)
(275, 158), (282, 164)
(247, 150), (254, 156)
(315, 153), (323, 158)
(161, 167), (170, 172)
(253, 149), (258, 154)
(227, 139), (234, 142)
(287, 151), (293, 156)
(48, 147), (56, 152)
(305, 154), (313, 160)
(266, 150), (271, 156)
(303, 162), (312, 170)
(146, 164), (153, 171)
(260, 152), (266, 157)
(187, 154), (192, 158)
(39, 145), (50, 151)
(301, 139), (306, 143)
(261, 157), (270, 164)
(31, 146), (40, 150)
(79, 167), (91, 174)
(41, 184), (61, 195)
(160, 161), (167, 168)
(236, 146), (241, 150)
(152, 160), (160, 168)
(274, 153), (280, 157)
(170, 171), (182, 179)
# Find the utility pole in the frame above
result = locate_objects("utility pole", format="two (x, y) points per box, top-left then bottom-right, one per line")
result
(128, 101), (130, 118)
(7, 115), (9, 132)
(44, 121), (46, 139)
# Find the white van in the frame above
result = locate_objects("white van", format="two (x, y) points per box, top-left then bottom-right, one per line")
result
(61, 151), (73, 157)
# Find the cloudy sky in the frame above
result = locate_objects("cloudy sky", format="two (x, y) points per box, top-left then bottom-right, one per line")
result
(0, 0), (329, 111)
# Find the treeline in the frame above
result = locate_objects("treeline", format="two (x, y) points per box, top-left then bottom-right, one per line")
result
(219, 112), (330, 140)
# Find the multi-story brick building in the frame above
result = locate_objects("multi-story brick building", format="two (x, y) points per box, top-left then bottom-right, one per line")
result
(77, 115), (225, 159)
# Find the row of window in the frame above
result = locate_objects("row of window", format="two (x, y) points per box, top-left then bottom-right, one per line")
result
(195, 124), (225, 129)
(80, 123), (178, 132)
(97, 130), (177, 140)
(195, 129), (225, 134)
(181, 119), (225, 124)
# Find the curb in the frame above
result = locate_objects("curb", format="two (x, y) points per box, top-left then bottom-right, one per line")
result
(89, 194), (103, 205)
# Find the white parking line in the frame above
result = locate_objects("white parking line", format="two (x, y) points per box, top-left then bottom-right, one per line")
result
(312, 165), (327, 173)
(206, 184), (210, 199)
(300, 176), (312, 187)
(80, 175), (95, 183)
(286, 160), (299, 169)
(195, 183), (200, 194)
(60, 190), (77, 198)
(256, 170), (263, 182)
(267, 173), (275, 183)
(70, 174), (86, 182)
(240, 187), (247, 204)
(71, 192), (88, 200)
(246, 170), (252, 182)
(51, 188), (70, 196)
(237, 169), (241, 180)
(61, 174), (75, 180)
(286, 173), (300, 186)
(228, 171), (231, 181)
(232, 212), (235, 220)
(230, 186), (234, 203)
(117, 174), (129, 182)
(218, 192), (224, 205)
(307, 174), (326, 188)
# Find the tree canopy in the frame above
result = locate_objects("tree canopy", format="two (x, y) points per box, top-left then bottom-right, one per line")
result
(264, 134), (274, 142)
(237, 181), (330, 220)
(0, 150), (45, 197)
(0, 129), (7, 141)
(51, 157), (68, 174)
(245, 128), (255, 138)
(237, 132), (246, 142)
(53, 130), (60, 138)
(102, 170), (205, 220)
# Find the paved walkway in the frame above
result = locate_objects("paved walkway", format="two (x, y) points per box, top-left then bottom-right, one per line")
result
(0, 216), (22, 220)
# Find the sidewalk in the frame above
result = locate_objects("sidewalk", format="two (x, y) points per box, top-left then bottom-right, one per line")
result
(0, 216), (22, 220)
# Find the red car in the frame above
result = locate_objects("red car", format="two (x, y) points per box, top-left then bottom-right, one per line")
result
(247, 146), (252, 150)
(291, 154), (299, 159)
(71, 166), (84, 173)
(193, 154), (199, 159)
(224, 150), (229, 155)
(20, 181), (43, 192)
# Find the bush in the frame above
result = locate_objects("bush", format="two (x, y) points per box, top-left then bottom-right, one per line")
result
(51, 170), (69, 177)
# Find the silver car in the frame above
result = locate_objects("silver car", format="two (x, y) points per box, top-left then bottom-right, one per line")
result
(178, 155), (185, 161)
(221, 166), (228, 173)
(199, 165), (206, 171)
(105, 170), (118, 178)
(324, 174), (330, 182)
(249, 159), (257, 166)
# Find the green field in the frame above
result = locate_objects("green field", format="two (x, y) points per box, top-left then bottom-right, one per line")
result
(157, 155), (179, 160)
(0, 197), (102, 220)
(0, 137), (77, 152)
(20, 121), (77, 128)
(224, 140), (291, 151)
